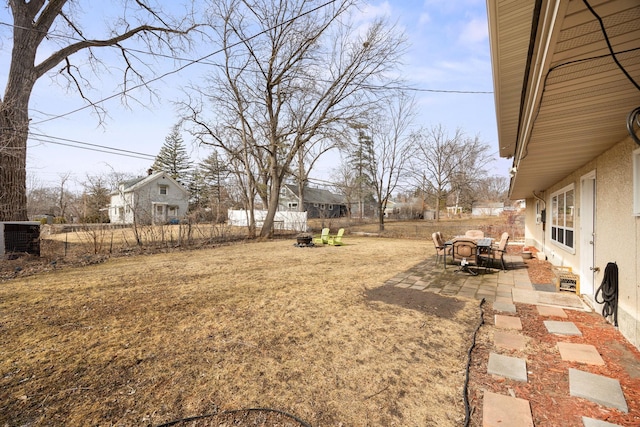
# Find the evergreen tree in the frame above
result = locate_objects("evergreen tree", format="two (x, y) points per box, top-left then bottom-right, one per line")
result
(347, 129), (376, 219)
(152, 124), (192, 183)
(198, 151), (231, 222)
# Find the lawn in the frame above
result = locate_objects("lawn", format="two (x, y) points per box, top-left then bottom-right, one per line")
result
(1, 236), (481, 426)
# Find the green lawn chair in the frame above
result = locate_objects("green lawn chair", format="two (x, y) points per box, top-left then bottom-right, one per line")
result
(313, 228), (330, 245)
(328, 228), (345, 246)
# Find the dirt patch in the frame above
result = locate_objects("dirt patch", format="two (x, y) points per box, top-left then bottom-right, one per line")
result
(366, 286), (467, 320)
(157, 408), (310, 426)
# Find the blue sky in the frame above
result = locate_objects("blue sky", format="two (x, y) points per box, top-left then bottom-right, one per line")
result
(0, 0), (508, 191)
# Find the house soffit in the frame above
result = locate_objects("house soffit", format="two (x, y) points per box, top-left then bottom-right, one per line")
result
(492, 0), (640, 199)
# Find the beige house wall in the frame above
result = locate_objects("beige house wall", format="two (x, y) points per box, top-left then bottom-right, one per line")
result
(523, 136), (640, 349)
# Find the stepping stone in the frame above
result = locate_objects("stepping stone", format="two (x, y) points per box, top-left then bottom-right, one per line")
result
(582, 417), (623, 427)
(493, 301), (516, 313)
(495, 314), (523, 330)
(558, 342), (605, 365)
(483, 391), (533, 427)
(487, 352), (527, 382)
(544, 320), (582, 336)
(569, 368), (628, 413)
(536, 305), (568, 318)
(494, 331), (527, 351)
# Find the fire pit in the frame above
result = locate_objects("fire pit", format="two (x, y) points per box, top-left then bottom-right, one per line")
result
(294, 234), (314, 247)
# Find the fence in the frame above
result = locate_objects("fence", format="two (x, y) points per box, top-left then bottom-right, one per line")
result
(227, 210), (308, 233)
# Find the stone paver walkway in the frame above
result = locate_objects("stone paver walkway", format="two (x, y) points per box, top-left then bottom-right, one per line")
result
(385, 254), (629, 427)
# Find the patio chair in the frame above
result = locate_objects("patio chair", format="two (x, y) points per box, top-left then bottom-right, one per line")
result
(328, 228), (345, 246)
(313, 228), (330, 245)
(465, 229), (485, 239)
(432, 232), (450, 264)
(452, 238), (479, 275)
(481, 232), (509, 270)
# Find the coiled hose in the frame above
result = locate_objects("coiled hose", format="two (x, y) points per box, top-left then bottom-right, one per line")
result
(594, 262), (619, 327)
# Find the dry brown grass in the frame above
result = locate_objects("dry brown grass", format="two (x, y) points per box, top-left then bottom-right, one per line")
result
(0, 236), (480, 426)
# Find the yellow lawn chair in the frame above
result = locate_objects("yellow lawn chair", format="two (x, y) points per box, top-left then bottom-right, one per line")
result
(328, 228), (345, 246)
(313, 228), (330, 245)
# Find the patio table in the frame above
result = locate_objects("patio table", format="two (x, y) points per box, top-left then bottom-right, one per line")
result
(444, 237), (493, 270)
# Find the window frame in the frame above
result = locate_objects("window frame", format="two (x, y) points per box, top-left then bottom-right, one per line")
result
(159, 185), (168, 195)
(550, 184), (575, 253)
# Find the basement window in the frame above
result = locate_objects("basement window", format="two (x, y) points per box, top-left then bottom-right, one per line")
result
(551, 185), (575, 252)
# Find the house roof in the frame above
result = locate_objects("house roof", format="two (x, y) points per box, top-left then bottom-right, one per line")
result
(115, 171), (189, 194)
(487, 0), (640, 199)
(284, 184), (345, 205)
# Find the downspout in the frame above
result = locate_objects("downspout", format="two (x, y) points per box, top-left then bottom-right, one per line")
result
(533, 190), (546, 254)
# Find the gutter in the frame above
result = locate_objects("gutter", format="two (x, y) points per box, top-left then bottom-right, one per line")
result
(511, 0), (562, 196)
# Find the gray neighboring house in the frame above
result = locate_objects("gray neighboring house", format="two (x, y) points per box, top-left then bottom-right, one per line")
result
(279, 184), (347, 218)
(109, 171), (189, 225)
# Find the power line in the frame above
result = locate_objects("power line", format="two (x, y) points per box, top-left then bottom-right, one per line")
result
(29, 132), (156, 159)
(0, 26), (493, 96)
(29, 0), (340, 125)
(28, 133), (156, 161)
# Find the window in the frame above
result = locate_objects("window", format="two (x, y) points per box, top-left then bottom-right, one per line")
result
(634, 148), (640, 215)
(328, 204), (334, 210)
(159, 185), (168, 195)
(288, 202), (298, 210)
(551, 185), (574, 250)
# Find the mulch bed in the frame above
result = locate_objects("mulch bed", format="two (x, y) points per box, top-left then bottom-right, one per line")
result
(467, 249), (640, 426)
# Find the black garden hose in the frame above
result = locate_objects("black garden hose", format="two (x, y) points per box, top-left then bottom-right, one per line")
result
(594, 262), (619, 327)
(463, 298), (485, 427)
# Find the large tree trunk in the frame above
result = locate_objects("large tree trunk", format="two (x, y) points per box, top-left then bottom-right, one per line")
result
(378, 200), (385, 232)
(1, 78), (36, 221)
(0, 105), (29, 221)
(259, 178), (282, 238)
(1, 3), (40, 221)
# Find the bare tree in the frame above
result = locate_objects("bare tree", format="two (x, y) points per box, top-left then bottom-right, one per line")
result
(359, 93), (416, 231)
(331, 160), (357, 219)
(412, 125), (492, 221)
(183, 0), (406, 237)
(0, 0), (197, 221)
(56, 172), (72, 221)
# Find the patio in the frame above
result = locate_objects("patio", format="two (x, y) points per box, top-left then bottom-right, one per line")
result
(384, 252), (590, 311)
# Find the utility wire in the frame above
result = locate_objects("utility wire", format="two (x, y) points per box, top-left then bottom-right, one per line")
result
(29, 0), (339, 125)
(2, 0), (492, 128)
(582, 0), (640, 92)
(28, 136), (155, 161)
(28, 132), (156, 159)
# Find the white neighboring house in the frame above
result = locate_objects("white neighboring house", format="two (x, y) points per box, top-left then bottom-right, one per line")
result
(109, 171), (189, 225)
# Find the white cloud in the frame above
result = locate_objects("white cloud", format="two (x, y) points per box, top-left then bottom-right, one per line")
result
(418, 12), (431, 26)
(458, 17), (488, 45)
(357, 1), (393, 22)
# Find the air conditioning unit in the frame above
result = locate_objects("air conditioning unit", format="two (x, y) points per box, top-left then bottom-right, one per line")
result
(0, 221), (41, 259)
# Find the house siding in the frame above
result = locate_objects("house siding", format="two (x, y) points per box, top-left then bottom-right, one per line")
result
(109, 173), (189, 225)
(524, 136), (640, 349)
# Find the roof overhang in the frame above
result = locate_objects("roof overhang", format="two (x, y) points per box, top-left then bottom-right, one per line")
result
(487, 0), (640, 199)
